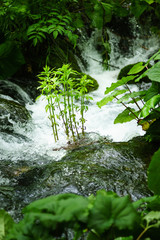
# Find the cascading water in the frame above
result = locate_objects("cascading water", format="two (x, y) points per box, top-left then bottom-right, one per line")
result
(0, 27), (160, 219)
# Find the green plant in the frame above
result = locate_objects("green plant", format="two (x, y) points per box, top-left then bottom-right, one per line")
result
(3, 190), (160, 240)
(97, 50), (160, 141)
(37, 64), (93, 142)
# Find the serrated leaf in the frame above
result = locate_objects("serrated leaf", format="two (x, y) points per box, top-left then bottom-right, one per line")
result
(146, 61), (160, 82)
(148, 148), (160, 195)
(114, 108), (138, 124)
(97, 89), (127, 108)
(144, 82), (160, 102)
(144, 211), (160, 228)
(140, 95), (160, 118)
(128, 62), (145, 75)
(88, 191), (138, 234)
(105, 75), (137, 95)
(117, 90), (146, 103)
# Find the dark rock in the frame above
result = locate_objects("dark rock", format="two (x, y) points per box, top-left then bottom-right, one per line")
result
(0, 98), (31, 132)
(0, 134), (156, 221)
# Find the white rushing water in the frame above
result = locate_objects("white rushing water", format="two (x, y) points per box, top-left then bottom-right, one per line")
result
(0, 29), (160, 162)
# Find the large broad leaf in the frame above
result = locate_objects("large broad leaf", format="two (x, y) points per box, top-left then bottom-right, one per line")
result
(144, 82), (160, 102)
(130, 1), (148, 18)
(88, 190), (138, 234)
(101, 2), (112, 23)
(114, 108), (139, 124)
(143, 211), (160, 228)
(148, 148), (160, 195)
(97, 89), (127, 108)
(0, 41), (25, 79)
(0, 210), (14, 239)
(128, 62), (145, 75)
(92, 3), (104, 29)
(105, 75), (137, 95)
(117, 90), (146, 104)
(146, 61), (160, 82)
(140, 95), (160, 118)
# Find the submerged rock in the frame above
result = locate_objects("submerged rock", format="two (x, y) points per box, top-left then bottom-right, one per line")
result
(0, 133), (157, 221)
(0, 98), (31, 132)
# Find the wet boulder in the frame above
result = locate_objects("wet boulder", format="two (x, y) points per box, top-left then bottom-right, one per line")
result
(0, 98), (31, 131)
(0, 133), (157, 221)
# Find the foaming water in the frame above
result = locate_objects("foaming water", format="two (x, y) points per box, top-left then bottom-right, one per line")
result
(78, 30), (160, 141)
(0, 30), (160, 163)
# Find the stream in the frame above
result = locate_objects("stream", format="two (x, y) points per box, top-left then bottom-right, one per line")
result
(0, 28), (160, 220)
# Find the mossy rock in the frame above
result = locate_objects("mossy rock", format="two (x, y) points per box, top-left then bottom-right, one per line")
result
(0, 98), (31, 130)
(73, 73), (99, 93)
(117, 62), (151, 83)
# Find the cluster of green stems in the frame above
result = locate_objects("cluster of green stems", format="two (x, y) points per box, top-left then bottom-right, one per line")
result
(37, 64), (93, 142)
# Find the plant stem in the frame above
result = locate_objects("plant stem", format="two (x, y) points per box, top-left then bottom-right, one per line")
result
(125, 83), (142, 111)
(63, 77), (69, 138)
(114, 96), (140, 120)
(71, 94), (80, 138)
(67, 91), (75, 141)
(50, 98), (59, 141)
(136, 227), (148, 240)
(47, 99), (58, 142)
(81, 95), (85, 136)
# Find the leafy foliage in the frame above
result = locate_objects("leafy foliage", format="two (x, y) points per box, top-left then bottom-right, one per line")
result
(148, 148), (160, 195)
(97, 50), (160, 142)
(37, 64), (93, 142)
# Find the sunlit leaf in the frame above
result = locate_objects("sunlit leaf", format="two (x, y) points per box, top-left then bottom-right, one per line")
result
(148, 148), (160, 195)
(146, 61), (160, 82)
(97, 89), (127, 108)
(105, 75), (137, 95)
(0, 210), (14, 239)
(114, 108), (139, 124)
(140, 95), (160, 118)
(128, 62), (145, 75)
(144, 211), (160, 228)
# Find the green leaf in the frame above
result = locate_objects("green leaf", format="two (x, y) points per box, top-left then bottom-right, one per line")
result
(140, 95), (160, 118)
(141, 0), (154, 4)
(154, 54), (160, 60)
(144, 211), (160, 228)
(53, 30), (58, 39)
(92, 3), (104, 29)
(97, 89), (127, 108)
(146, 61), (160, 82)
(128, 62), (145, 75)
(148, 148), (160, 195)
(105, 75), (138, 95)
(117, 91), (146, 103)
(88, 190), (138, 234)
(144, 82), (160, 102)
(0, 210), (14, 239)
(114, 108), (139, 124)
(101, 2), (112, 23)
(114, 237), (133, 240)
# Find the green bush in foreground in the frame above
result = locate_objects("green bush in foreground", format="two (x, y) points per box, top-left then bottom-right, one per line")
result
(0, 147), (160, 240)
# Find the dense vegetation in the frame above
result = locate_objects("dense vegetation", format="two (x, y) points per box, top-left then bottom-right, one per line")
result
(1, 0), (160, 239)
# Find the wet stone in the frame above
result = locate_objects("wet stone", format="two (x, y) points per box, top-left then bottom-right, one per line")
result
(0, 134), (157, 221)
